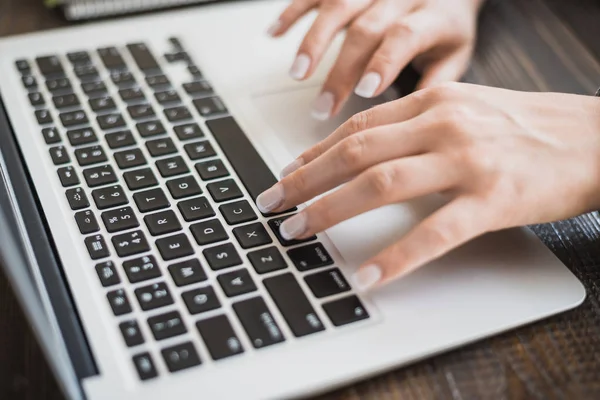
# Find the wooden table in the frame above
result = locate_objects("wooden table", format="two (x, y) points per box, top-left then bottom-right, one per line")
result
(1, 0), (600, 399)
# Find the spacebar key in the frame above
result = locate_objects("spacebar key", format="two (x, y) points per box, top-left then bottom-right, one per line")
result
(263, 273), (325, 337)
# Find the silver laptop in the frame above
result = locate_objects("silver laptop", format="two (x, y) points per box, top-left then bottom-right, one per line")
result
(0, 1), (586, 399)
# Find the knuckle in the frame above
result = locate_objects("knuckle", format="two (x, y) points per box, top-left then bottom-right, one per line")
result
(370, 51), (396, 70)
(439, 103), (475, 132)
(349, 20), (381, 41)
(365, 165), (398, 199)
(347, 109), (372, 134)
(339, 134), (368, 168)
(426, 81), (464, 104)
(287, 166), (309, 194)
(389, 21), (417, 40)
(423, 222), (458, 250)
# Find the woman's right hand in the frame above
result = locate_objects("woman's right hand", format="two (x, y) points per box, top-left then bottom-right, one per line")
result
(268, 0), (484, 120)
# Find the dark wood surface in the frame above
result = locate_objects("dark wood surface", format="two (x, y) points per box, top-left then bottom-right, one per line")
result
(1, 0), (600, 399)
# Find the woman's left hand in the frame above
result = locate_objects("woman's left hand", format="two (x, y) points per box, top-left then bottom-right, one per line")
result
(256, 82), (600, 290)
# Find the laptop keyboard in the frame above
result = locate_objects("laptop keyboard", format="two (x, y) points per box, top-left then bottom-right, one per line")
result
(14, 37), (370, 380)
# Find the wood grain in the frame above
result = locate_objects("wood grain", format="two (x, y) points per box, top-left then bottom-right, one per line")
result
(0, 0), (599, 399)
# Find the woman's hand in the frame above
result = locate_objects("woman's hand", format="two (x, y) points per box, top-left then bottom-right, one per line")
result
(268, 0), (484, 120)
(256, 83), (600, 290)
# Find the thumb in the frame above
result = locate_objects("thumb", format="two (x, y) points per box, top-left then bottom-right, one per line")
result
(416, 49), (472, 90)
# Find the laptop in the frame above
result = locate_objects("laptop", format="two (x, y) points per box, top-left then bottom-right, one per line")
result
(0, 1), (586, 399)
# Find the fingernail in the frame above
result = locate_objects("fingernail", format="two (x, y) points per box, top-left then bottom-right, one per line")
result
(280, 158), (304, 179)
(280, 213), (307, 240)
(267, 20), (281, 36)
(354, 72), (381, 98)
(289, 53), (311, 80)
(256, 184), (284, 214)
(351, 265), (382, 292)
(311, 91), (334, 121)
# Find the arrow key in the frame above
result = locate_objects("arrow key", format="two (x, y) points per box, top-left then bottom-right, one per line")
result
(217, 269), (256, 298)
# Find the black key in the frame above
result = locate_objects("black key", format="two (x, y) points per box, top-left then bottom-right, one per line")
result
(134, 188), (170, 213)
(183, 81), (213, 97)
(97, 113), (126, 130)
(146, 137), (177, 157)
(36, 56), (64, 77)
(287, 243), (334, 272)
(111, 71), (136, 87)
(179, 277), (221, 313)
(135, 282), (173, 311)
(169, 259), (207, 287)
(132, 353), (157, 381)
(57, 166), (79, 187)
(75, 145), (107, 167)
(174, 123), (204, 141)
(148, 310), (187, 341)
(248, 247), (286, 274)
(123, 255), (162, 283)
(53, 93), (79, 109)
(107, 289), (132, 316)
(82, 81), (107, 96)
(119, 87), (145, 103)
(112, 230), (150, 257)
(196, 315), (244, 361)
(195, 159), (228, 181)
(166, 176), (202, 199)
(155, 90), (180, 105)
(49, 146), (70, 165)
(127, 43), (160, 72)
(177, 197), (214, 222)
(67, 51), (91, 65)
(165, 52), (190, 63)
(98, 47), (126, 70)
(218, 269), (257, 297)
(184, 140), (216, 161)
(137, 120), (166, 138)
(67, 127), (97, 146)
(146, 75), (170, 88)
(114, 149), (147, 169)
(268, 216), (316, 247)
(119, 320), (144, 347)
(169, 37), (184, 50)
(75, 209), (100, 234)
(220, 200), (257, 225)
(85, 234), (110, 260)
(92, 185), (128, 210)
(233, 222), (272, 249)
(22, 75), (38, 90)
(164, 106), (191, 122)
(46, 77), (71, 93)
(322, 295), (369, 327)
(206, 179), (243, 203)
(203, 243), (242, 271)
(60, 110), (88, 128)
(42, 127), (61, 144)
(101, 206), (139, 233)
(156, 156), (189, 178)
(89, 96), (116, 113)
(188, 65), (202, 78)
(66, 187), (89, 210)
(74, 65), (99, 81)
(15, 59), (31, 74)
(95, 261), (121, 287)
(193, 96), (228, 118)
(264, 273), (325, 337)
(144, 210), (182, 236)
(161, 342), (201, 373)
(83, 165), (117, 187)
(305, 268), (351, 299)
(28, 92), (45, 107)
(232, 297), (285, 349)
(36, 110), (53, 125)
(128, 104), (155, 120)
(156, 233), (194, 261)
(123, 168), (158, 190)
(105, 130), (136, 149)
(190, 219), (228, 246)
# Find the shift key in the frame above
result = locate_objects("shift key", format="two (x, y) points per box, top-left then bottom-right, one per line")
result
(232, 297), (285, 349)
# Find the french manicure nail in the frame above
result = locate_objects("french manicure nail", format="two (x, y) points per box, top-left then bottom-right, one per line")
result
(311, 91), (334, 121)
(256, 184), (284, 214)
(280, 158), (304, 179)
(289, 53), (311, 80)
(267, 20), (281, 36)
(351, 265), (382, 292)
(354, 72), (381, 98)
(280, 213), (307, 240)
